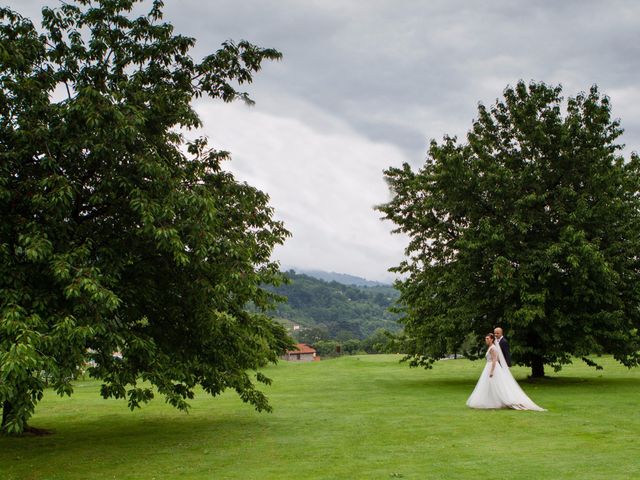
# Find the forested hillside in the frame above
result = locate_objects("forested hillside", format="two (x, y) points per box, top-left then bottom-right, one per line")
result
(268, 271), (400, 341)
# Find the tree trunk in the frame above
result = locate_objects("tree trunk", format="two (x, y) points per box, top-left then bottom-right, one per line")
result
(530, 357), (545, 378)
(1, 401), (13, 433)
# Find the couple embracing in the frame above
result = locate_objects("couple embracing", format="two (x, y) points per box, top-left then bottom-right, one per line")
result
(466, 328), (545, 411)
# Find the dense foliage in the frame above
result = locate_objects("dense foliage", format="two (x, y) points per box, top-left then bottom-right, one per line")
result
(379, 82), (640, 377)
(269, 271), (400, 341)
(0, 0), (292, 434)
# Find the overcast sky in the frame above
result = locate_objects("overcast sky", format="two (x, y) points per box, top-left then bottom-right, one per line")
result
(13, 0), (640, 282)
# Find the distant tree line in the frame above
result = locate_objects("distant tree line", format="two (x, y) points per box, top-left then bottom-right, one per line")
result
(311, 329), (396, 358)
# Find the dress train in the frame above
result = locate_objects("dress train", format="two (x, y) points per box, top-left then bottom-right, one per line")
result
(466, 345), (545, 411)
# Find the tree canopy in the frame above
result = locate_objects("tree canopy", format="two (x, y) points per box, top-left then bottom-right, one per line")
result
(378, 81), (640, 377)
(0, 0), (292, 434)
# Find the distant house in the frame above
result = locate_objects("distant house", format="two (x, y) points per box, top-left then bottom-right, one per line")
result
(283, 343), (319, 362)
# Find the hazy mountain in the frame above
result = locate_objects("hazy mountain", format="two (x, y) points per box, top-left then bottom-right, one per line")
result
(288, 268), (390, 287)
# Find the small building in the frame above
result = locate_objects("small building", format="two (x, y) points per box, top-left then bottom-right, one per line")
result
(282, 343), (319, 362)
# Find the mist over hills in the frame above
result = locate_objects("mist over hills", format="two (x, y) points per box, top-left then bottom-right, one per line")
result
(286, 268), (391, 287)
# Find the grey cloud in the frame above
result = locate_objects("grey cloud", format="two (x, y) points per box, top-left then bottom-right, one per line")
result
(9, 0), (640, 280)
(16, 0), (639, 154)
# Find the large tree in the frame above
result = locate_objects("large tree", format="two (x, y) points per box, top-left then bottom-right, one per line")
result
(379, 81), (640, 377)
(0, 0), (293, 434)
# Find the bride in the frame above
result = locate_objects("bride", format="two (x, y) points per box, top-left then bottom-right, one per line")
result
(466, 333), (545, 411)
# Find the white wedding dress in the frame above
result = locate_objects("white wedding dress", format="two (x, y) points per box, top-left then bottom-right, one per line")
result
(466, 343), (545, 411)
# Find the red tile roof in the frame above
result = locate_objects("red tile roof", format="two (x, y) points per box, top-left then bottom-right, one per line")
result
(287, 343), (316, 354)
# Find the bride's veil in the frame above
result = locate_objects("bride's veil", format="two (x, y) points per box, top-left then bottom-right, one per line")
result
(493, 339), (509, 370)
(491, 339), (546, 411)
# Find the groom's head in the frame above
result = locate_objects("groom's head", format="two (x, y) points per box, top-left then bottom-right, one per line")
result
(494, 327), (503, 339)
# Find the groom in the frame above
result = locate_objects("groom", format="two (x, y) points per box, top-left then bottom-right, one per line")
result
(494, 327), (512, 367)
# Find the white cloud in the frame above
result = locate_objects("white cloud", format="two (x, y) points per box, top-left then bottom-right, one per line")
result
(194, 100), (409, 282)
(608, 86), (640, 157)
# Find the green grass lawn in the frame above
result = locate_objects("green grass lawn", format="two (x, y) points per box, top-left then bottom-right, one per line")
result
(1, 355), (638, 480)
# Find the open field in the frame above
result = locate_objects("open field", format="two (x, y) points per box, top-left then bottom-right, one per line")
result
(1, 354), (638, 479)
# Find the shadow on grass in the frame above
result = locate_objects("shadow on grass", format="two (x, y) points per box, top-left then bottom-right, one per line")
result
(3, 412), (268, 450)
(522, 375), (640, 388)
(374, 373), (640, 393)
(0, 414), (274, 479)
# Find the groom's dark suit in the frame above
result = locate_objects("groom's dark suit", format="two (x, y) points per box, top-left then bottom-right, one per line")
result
(498, 336), (512, 367)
